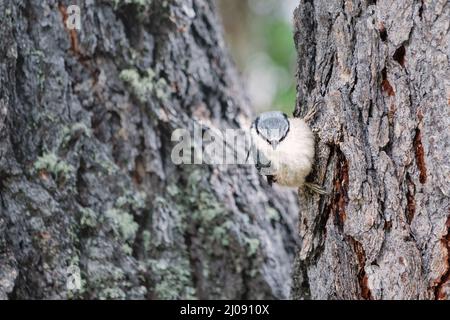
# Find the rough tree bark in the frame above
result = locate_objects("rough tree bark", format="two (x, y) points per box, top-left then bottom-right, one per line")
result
(0, 0), (299, 299)
(292, 0), (449, 299)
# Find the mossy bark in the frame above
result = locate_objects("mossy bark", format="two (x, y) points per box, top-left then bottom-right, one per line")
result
(0, 0), (298, 299)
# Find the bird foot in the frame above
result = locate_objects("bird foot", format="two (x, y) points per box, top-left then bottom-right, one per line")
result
(303, 99), (325, 123)
(304, 182), (329, 195)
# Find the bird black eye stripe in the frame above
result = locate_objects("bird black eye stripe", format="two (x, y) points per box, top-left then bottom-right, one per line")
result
(254, 116), (261, 136)
(279, 113), (290, 143)
(278, 125), (290, 143)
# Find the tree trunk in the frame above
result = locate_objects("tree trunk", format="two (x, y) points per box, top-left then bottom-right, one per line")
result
(0, 0), (298, 299)
(292, 0), (449, 299)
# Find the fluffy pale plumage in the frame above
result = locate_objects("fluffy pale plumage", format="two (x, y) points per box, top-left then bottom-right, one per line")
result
(250, 117), (315, 188)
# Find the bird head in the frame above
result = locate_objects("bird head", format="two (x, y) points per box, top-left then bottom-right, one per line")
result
(252, 111), (290, 150)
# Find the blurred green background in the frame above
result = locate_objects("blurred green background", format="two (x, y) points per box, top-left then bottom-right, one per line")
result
(218, 0), (298, 114)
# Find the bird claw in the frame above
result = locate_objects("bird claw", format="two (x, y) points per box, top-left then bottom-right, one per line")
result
(302, 99), (325, 123)
(304, 182), (329, 195)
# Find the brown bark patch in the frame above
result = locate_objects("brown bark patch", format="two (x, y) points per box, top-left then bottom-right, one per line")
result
(406, 175), (416, 224)
(58, 3), (79, 54)
(379, 22), (387, 42)
(393, 45), (406, 67)
(434, 216), (450, 300)
(58, 3), (99, 82)
(381, 68), (395, 96)
(388, 104), (396, 124)
(384, 220), (392, 231)
(413, 129), (427, 184)
(132, 156), (146, 185)
(348, 236), (373, 300)
(332, 149), (349, 229)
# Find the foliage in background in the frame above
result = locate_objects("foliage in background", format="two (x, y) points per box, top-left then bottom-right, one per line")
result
(219, 0), (298, 114)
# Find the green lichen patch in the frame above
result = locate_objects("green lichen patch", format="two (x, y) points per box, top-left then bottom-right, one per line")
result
(105, 208), (139, 243)
(185, 171), (229, 226)
(99, 287), (127, 300)
(244, 238), (261, 257)
(61, 122), (92, 147)
(266, 207), (280, 223)
(120, 68), (170, 103)
(34, 152), (74, 180)
(79, 207), (99, 229)
(212, 221), (233, 247)
(159, 169), (264, 294)
(93, 153), (120, 176)
(116, 190), (146, 212)
(174, 170), (234, 251)
(142, 230), (151, 252)
(89, 263), (128, 300)
(167, 184), (180, 196)
(148, 258), (196, 299)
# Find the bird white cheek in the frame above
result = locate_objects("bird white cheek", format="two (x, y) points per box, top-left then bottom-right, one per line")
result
(272, 120), (315, 187)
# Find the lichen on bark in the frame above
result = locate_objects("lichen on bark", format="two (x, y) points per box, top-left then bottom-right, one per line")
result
(0, 0), (298, 299)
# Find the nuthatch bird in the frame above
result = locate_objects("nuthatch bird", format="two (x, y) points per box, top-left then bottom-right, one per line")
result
(249, 106), (326, 194)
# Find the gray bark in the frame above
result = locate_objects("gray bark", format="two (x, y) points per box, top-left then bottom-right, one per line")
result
(0, 0), (298, 299)
(292, 0), (449, 299)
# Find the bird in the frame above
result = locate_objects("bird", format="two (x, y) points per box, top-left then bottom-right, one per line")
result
(249, 106), (327, 195)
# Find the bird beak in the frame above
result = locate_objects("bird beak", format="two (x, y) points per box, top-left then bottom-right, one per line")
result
(271, 141), (279, 150)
